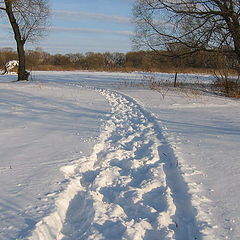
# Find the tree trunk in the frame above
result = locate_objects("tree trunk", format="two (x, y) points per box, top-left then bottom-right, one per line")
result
(231, 31), (240, 64)
(4, 0), (29, 81)
(227, 21), (240, 64)
(17, 42), (28, 80)
(220, 4), (240, 64)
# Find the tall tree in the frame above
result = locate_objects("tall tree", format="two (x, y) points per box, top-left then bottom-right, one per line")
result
(0, 0), (49, 80)
(133, 0), (240, 62)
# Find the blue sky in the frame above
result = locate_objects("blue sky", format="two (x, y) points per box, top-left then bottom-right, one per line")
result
(0, 0), (134, 54)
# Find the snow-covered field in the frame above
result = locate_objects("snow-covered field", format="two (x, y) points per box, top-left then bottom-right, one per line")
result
(0, 71), (239, 240)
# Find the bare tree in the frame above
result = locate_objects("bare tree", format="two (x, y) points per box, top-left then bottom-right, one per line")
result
(0, 0), (49, 80)
(133, 0), (240, 62)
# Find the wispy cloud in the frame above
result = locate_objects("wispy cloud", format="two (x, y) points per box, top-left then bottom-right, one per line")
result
(0, 24), (10, 29)
(53, 10), (131, 25)
(51, 26), (133, 36)
(0, 40), (14, 45)
(31, 39), (131, 53)
(0, 23), (133, 36)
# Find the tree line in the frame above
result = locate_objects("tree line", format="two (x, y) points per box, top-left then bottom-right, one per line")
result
(0, 47), (237, 73)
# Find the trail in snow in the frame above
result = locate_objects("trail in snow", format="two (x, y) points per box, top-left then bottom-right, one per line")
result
(30, 89), (209, 240)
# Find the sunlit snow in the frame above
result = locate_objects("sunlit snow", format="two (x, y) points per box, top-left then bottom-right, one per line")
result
(0, 71), (239, 240)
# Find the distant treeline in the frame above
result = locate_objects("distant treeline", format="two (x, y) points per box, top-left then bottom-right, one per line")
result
(0, 47), (237, 73)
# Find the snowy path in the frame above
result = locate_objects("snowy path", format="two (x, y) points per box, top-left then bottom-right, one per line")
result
(30, 89), (204, 240)
(0, 81), (109, 240)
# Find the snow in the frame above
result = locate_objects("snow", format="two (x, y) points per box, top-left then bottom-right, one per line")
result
(0, 78), (110, 239)
(1, 60), (19, 75)
(0, 71), (239, 240)
(5, 60), (19, 69)
(123, 89), (240, 240)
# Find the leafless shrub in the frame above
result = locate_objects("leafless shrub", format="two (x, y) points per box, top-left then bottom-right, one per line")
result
(140, 73), (171, 99)
(213, 70), (240, 98)
(213, 55), (240, 98)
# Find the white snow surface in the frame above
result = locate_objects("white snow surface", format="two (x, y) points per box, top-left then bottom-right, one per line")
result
(0, 71), (239, 240)
(1, 60), (19, 75)
(5, 60), (19, 69)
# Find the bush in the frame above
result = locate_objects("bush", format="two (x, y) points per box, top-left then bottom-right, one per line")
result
(213, 71), (240, 98)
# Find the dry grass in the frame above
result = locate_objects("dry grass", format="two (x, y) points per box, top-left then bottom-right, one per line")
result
(27, 65), (237, 76)
(26, 65), (240, 99)
(29, 65), (77, 71)
(148, 67), (239, 75)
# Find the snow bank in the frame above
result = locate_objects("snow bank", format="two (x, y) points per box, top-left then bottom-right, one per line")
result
(0, 71), (239, 240)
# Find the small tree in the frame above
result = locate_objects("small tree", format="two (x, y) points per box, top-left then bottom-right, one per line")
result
(0, 0), (49, 80)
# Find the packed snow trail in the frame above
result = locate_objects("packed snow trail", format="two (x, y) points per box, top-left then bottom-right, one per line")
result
(30, 89), (202, 240)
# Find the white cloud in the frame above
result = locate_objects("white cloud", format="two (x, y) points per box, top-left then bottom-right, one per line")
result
(53, 10), (131, 24)
(0, 24), (10, 29)
(0, 23), (133, 36)
(51, 26), (133, 36)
